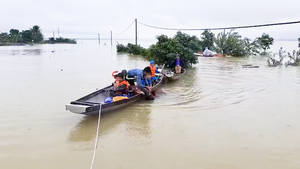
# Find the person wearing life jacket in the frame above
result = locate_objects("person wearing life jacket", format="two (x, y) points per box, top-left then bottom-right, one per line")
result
(114, 73), (130, 96)
(149, 60), (160, 83)
(111, 71), (119, 89)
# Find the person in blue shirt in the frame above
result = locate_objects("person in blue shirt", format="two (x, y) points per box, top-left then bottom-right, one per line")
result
(168, 54), (186, 74)
(127, 67), (154, 100)
(149, 60), (161, 84)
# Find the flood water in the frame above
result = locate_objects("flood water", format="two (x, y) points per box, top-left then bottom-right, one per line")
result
(1, 40), (300, 169)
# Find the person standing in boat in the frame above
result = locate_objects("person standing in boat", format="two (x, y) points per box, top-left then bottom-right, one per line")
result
(169, 54), (186, 74)
(127, 67), (154, 100)
(149, 60), (160, 84)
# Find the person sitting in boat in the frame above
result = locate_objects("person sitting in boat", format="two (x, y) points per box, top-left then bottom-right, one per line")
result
(114, 73), (131, 96)
(169, 54), (186, 74)
(121, 69), (127, 79)
(121, 69), (133, 86)
(127, 67), (154, 100)
(111, 70), (119, 89)
(149, 60), (160, 84)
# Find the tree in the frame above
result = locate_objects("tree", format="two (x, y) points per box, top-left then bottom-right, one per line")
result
(116, 43), (128, 52)
(0, 33), (9, 44)
(9, 29), (20, 43)
(258, 33), (274, 52)
(146, 31), (200, 67)
(116, 31), (200, 67)
(243, 37), (261, 55)
(21, 30), (33, 43)
(214, 29), (260, 56)
(200, 29), (214, 51)
(31, 25), (43, 42)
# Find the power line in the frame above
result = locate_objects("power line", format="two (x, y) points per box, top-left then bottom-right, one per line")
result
(113, 19), (135, 35)
(138, 20), (300, 31)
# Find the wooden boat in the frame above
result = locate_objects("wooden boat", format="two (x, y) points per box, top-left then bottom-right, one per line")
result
(194, 53), (204, 57)
(65, 68), (166, 116)
(241, 64), (259, 68)
(165, 69), (186, 81)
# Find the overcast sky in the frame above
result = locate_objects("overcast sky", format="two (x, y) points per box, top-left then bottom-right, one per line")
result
(1, 0), (300, 41)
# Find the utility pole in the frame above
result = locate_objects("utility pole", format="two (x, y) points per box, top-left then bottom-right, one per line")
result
(98, 34), (100, 44)
(110, 31), (112, 46)
(53, 31), (55, 43)
(135, 18), (137, 45)
(58, 28), (59, 37)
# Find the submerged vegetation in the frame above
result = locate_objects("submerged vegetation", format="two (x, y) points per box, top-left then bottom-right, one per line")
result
(0, 25), (76, 45)
(213, 30), (274, 56)
(267, 47), (300, 67)
(116, 43), (147, 55)
(117, 30), (276, 66)
(146, 32), (200, 67)
(117, 31), (200, 67)
(45, 37), (76, 44)
(258, 33), (274, 54)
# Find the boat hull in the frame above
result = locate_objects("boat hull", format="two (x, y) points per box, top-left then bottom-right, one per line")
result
(66, 72), (166, 116)
(165, 70), (186, 81)
(81, 94), (142, 116)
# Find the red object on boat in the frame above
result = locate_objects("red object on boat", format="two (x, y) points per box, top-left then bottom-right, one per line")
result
(112, 71), (119, 76)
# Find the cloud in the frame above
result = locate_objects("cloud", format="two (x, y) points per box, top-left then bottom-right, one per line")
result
(1, 0), (300, 40)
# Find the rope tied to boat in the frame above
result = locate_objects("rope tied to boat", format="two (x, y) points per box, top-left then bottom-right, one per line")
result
(90, 104), (102, 169)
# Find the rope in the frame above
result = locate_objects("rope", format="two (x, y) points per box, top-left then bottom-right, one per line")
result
(138, 20), (300, 31)
(113, 19), (136, 35)
(89, 104), (102, 169)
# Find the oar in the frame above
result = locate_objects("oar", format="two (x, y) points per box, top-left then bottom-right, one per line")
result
(159, 63), (166, 76)
(161, 63), (165, 71)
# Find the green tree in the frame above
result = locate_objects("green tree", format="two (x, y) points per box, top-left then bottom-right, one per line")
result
(243, 37), (261, 55)
(116, 43), (128, 52)
(0, 33), (9, 44)
(146, 31), (200, 67)
(9, 29), (20, 43)
(31, 25), (43, 42)
(21, 30), (33, 43)
(200, 29), (214, 51)
(258, 33), (274, 52)
(214, 30), (257, 56)
(116, 43), (146, 55)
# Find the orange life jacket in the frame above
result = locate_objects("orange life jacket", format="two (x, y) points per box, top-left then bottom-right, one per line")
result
(117, 80), (130, 89)
(114, 78), (119, 86)
(149, 65), (156, 77)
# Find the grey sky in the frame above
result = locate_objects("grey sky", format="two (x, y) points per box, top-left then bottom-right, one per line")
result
(1, 0), (300, 41)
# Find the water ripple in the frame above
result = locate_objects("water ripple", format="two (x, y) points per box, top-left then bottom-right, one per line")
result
(152, 57), (300, 110)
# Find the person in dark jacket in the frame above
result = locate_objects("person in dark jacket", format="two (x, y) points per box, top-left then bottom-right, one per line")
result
(168, 54), (186, 74)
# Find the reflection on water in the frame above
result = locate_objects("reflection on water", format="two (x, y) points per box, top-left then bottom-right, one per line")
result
(22, 49), (42, 55)
(159, 68), (201, 108)
(67, 106), (152, 150)
(156, 56), (300, 111)
(0, 48), (43, 56)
